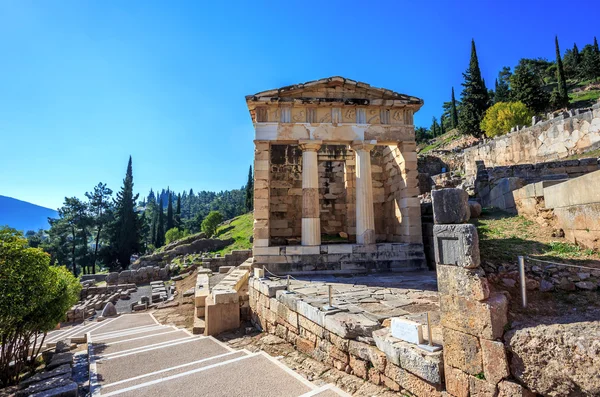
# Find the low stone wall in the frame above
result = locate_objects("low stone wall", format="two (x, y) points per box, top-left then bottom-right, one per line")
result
(464, 103), (600, 178)
(475, 157), (599, 211)
(106, 266), (169, 285)
(249, 277), (444, 396)
(253, 243), (426, 274)
(201, 249), (252, 272)
(543, 169), (600, 250)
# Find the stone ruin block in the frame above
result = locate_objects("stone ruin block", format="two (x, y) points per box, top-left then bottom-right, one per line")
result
(433, 224), (480, 268)
(436, 264), (489, 301)
(432, 188), (470, 224)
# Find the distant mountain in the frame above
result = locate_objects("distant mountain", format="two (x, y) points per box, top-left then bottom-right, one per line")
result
(0, 195), (58, 232)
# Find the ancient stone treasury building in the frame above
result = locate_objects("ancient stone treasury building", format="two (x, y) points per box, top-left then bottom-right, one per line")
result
(246, 77), (426, 273)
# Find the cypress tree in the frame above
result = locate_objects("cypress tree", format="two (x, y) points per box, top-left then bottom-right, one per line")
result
(175, 193), (182, 230)
(109, 156), (142, 269)
(440, 115), (446, 135)
(156, 198), (165, 247)
(450, 87), (459, 128)
(166, 193), (174, 231)
(151, 214), (157, 246)
(245, 165), (254, 212)
(458, 39), (489, 135)
(431, 117), (438, 137)
(555, 36), (569, 108)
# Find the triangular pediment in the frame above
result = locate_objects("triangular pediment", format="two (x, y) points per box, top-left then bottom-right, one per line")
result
(246, 76), (422, 105)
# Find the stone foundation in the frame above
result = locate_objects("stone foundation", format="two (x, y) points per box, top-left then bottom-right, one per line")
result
(253, 243), (426, 274)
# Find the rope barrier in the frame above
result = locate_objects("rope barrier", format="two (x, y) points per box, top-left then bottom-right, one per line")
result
(525, 256), (599, 272)
(260, 266), (349, 304)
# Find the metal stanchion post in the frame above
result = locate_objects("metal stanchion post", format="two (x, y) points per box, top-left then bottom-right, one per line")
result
(427, 312), (433, 346)
(518, 256), (527, 308)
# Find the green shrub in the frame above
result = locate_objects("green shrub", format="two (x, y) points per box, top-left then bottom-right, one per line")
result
(480, 101), (533, 138)
(0, 227), (80, 386)
(165, 227), (188, 244)
(201, 211), (223, 238)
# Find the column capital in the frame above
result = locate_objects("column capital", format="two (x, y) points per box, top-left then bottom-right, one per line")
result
(351, 140), (377, 152)
(299, 139), (323, 152)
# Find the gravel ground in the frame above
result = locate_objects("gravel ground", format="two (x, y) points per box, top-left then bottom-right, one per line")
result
(114, 285), (152, 314)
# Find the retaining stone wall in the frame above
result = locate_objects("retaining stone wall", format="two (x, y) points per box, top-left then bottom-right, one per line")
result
(201, 249), (252, 272)
(465, 103), (600, 178)
(249, 278), (444, 396)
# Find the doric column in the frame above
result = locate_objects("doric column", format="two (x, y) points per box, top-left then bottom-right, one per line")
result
(299, 140), (322, 246)
(352, 140), (377, 245)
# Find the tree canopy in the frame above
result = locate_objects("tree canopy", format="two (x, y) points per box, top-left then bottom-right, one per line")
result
(480, 101), (533, 138)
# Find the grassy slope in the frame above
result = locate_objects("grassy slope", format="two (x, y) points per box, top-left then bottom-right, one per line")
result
(472, 209), (599, 265)
(213, 212), (253, 255)
(418, 129), (461, 154)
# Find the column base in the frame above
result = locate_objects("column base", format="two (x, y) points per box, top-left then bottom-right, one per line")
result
(356, 229), (376, 245)
(301, 218), (321, 246)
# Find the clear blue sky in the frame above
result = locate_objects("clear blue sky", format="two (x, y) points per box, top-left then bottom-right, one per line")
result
(0, 0), (597, 210)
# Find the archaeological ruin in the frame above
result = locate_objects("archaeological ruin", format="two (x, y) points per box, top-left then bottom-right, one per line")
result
(246, 76), (426, 273)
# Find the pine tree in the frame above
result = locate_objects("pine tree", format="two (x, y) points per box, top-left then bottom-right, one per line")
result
(450, 87), (459, 128)
(458, 39), (489, 135)
(109, 156), (142, 269)
(511, 59), (550, 113)
(245, 165), (253, 212)
(175, 193), (182, 230)
(555, 36), (570, 108)
(166, 193), (174, 231)
(155, 198), (165, 247)
(494, 67), (512, 103)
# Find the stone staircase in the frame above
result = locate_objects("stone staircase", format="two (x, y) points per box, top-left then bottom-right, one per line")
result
(80, 313), (349, 396)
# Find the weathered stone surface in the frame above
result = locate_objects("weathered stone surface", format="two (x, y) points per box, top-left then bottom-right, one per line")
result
(444, 363), (469, 397)
(46, 352), (73, 371)
(433, 224), (480, 268)
(497, 380), (536, 397)
(106, 272), (118, 285)
(348, 340), (387, 372)
(54, 340), (71, 354)
(436, 264), (489, 301)
(440, 292), (508, 340)
(20, 364), (72, 387)
(469, 376), (498, 397)
(481, 339), (509, 385)
(506, 321), (600, 396)
(373, 328), (443, 384)
(384, 361), (442, 396)
(468, 201), (482, 218)
(324, 312), (381, 339)
(432, 188), (470, 224)
(442, 328), (482, 375)
(17, 375), (77, 397)
(101, 302), (117, 318)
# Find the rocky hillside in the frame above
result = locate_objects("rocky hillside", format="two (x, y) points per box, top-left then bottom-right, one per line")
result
(133, 212), (253, 269)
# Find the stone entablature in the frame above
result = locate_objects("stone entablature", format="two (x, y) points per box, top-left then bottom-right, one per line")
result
(247, 76), (425, 272)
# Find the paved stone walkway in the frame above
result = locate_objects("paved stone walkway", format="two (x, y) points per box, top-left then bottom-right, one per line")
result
(81, 313), (348, 396)
(275, 271), (441, 342)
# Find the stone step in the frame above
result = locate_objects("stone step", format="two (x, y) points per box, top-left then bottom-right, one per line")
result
(100, 352), (316, 397)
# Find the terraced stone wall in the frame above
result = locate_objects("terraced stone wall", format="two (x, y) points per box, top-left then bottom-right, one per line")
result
(465, 103), (600, 178)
